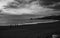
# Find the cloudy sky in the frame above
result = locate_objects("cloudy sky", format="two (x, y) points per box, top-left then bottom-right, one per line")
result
(0, 0), (60, 16)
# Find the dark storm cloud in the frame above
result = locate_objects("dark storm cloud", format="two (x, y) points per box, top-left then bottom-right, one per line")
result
(37, 0), (60, 10)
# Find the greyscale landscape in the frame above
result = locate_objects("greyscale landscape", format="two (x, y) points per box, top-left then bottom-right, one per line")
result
(0, 0), (60, 26)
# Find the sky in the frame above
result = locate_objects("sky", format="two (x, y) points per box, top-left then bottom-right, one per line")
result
(0, 0), (60, 16)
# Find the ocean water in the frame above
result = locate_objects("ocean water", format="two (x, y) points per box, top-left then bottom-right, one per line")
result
(0, 14), (59, 26)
